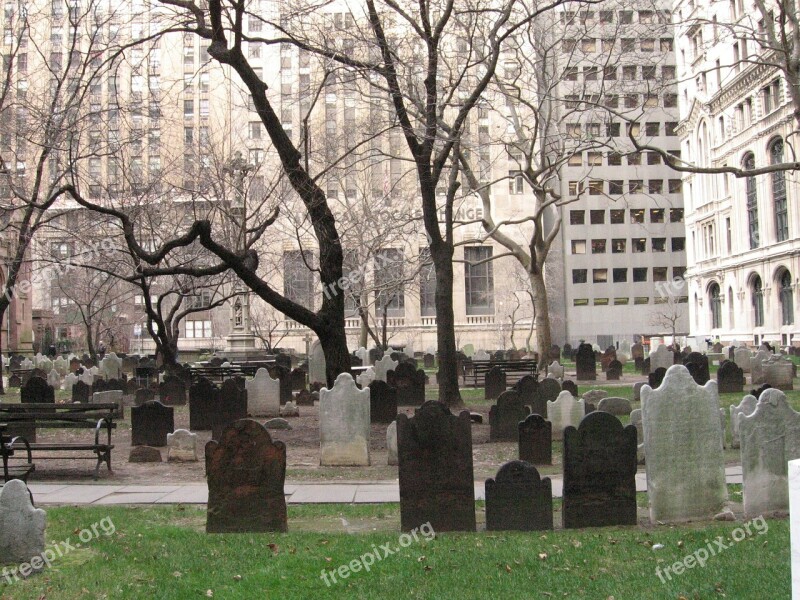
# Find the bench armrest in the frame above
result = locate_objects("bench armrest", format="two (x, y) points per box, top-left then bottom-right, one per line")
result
(8, 436), (33, 464)
(95, 417), (114, 447)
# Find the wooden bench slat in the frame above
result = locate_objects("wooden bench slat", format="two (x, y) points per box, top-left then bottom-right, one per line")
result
(20, 444), (114, 451)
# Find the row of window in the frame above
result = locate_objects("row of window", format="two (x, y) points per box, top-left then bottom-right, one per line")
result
(571, 237), (686, 254)
(568, 179), (683, 197)
(570, 208), (684, 225)
(574, 296), (686, 307)
(706, 272), (794, 329)
(562, 119), (678, 138)
(563, 38), (674, 55)
(562, 9), (671, 25)
(573, 266), (686, 284)
(744, 138), (790, 247)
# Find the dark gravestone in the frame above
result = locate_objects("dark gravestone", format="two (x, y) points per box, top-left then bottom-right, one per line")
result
(575, 343), (597, 381)
(267, 365), (291, 405)
(368, 380), (398, 424)
(750, 383), (772, 399)
(134, 388), (155, 406)
(387, 363), (426, 406)
(484, 366), (506, 400)
(562, 344), (573, 360)
(92, 379), (109, 394)
(309, 381), (323, 393)
(131, 401), (174, 447)
(390, 351), (403, 362)
(637, 357), (648, 374)
(21, 376), (55, 404)
(630, 343), (644, 361)
(648, 367), (667, 389)
(489, 391), (530, 442)
(289, 368), (306, 391)
(518, 414), (552, 465)
(600, 347), (617, 371)
(485, 461), (553, 531)
(69, 357), (81, 373)
(549, 345), (561, 363)
(584, 402), (596, 414)
(397, 401), (476, 532)
(206, 419), (287, 533)
(683, 352), (710, 385)
(492, 350), (505, 362)
(107, 378), (125, 393)
(275, 353), (291, 370)
(350, 354), (363, 368)
(368, 348), (383, 364)
(538, 378), (562, 405)
(295, 389), (315, 406)
(211, 379), (249, 440)
(402, 357), (419, 370)
(514, 375), (542, 416)
(728, 346), (736, 360)
(159, 375), (187, 406)
(423, 353), (435, 368)
(563, 411), (637, 529)
(562, 380), (579, 397)
(29, 368), (47, 383)
(72, 380), (91, 403)
(7, 374), (20, 388)
(717, 360), (744, 393)
(606, 360), (623, 381)
(207, 357), (224, 367)
(125, 379), (138, 396)
(189, 377), (219, 431)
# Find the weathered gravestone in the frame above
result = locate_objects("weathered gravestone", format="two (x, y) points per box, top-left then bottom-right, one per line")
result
(514, 375), (542, 416)
(633, 381), (646, 402)
(423, 353), (435, 368)
(575, 343), (597, 381)
(763, 355), (794, 390)
(371, 355), (398, 384)
(206, 419), (287, 533)
(387, 420), (398, 466)
(158, 376), (187, 406)
(319, 373), (370, 466)
(308, 339), (326, 386)
(734, 347), (752, 373)
(683, 352), (711, 385)
(642, 365), (727, 523)
(289, 368), (306, 391)
(0, 480), (46, 570)
(489, 391), (530, 442)
(717, 360), (744, 393)
(245, 368), (280, 417)
(356, 367), (376, 388)
(563, 411), (638, 528)
(561, 380), (578, 398)
(649, 344), (673, 373)
(295, 389), (315, 406)
(46, 369), (61, 390)
(518, 414), (552, 465)
(547, 391), (585, 441)
(21, 376), (54, 404)
(167, 429), (198, 462)
(730, 395), (757, 449)
(548, 361), (565, 380)
(484, 366), (506, 400)
(387, 363), (426, 406)
(189, 378), (218, 431)
(129, 445), (162, 463)
(538, 378), (562, 407)
(91, 390), (124, 419)
(740, 389), (800, 515)
(597, 397), (632, 416)
(265, 365), (291, 405)
(135, 388), (155, 406)
(648, 367), (667, 389)
(582, 389), (608, 405)
(72, 380), (91, 403)
(606, 360), (623, 381)
(368, 380), (398, 424)
(210, 379), (248, 441)
(397, 401), (475, 531)
(485, 461), (553, 531)
(600, 347), (617, 371)
(750, 349), (772, 385)
(131, 401), (174, 447)
(630, 408), (645, 463)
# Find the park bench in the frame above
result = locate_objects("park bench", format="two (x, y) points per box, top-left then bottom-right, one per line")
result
(0, 403), (117, 480)
(465, 359), (538, 388)
(0, 423), (35, 483)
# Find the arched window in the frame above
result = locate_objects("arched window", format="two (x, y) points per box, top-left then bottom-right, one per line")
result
(771, 139), (789, 242)
(710, 283), (722, 329)
(728, 286), (734, 328)
(780, 271), (794, 325)
(744, 153), (759, 248)
(752, 275), (764, 327)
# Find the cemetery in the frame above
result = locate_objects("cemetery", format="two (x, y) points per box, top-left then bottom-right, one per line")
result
(0, 343), (796, 598)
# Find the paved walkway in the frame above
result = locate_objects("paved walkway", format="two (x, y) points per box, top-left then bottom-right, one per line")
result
(22, 466), (744, 506)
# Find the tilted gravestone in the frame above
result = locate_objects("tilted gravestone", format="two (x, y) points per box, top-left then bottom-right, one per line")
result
(319, 373), (370, 466)
(518, 414), (552, 465)
(547, 391), (585, 441)
(368, 380), (398, 424)
(575, 343), (597, 381)
(489, 390), (530, 442)
(131, 401), (174, 447)
(210, 379), (248, 441)
(245, 368), (280, 418)
(484, 366), (506, 400)
(763, 355), (794, 390)
(606, 360), (623, 381)
(158, 375), (187, 406)
(189, 377), (219, 431)
(206, 419), (287, 533)
(717, 360), (744, 393)
(514, 375), (541, 416)
(740, 389), (800, 515)
(485, 460), (553, 531)
(561, 380), (578, 398)
(582, 389), (608, 405)
(0, 480), (46, 570)
(642, 365), (727, 523)
(91, 390), (124, 419)
(730, 395), (757, 449)
(398, 401), (475, 532)
(563, 411), (638, 529)
(387, 363), (426, 406)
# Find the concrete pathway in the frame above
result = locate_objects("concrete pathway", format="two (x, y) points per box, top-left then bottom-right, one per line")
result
(23, 466), (744, 506)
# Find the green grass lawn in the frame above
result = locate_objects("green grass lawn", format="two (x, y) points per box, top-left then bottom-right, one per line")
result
(0, 502), (788, 599)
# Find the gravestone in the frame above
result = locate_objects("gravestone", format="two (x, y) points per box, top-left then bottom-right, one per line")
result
(597, 397), (632, 416)
(72, 380), (91, 403)
(584, 401), (596, 414)
(46, 369), (61, 390)
(0, 480), (46, 569)
(308, 339), (326, 385)
(368, 347), (383, 364)
(538, 378), (562, 407)
(211, 379), (249, 440)
(397, 401), (475, 531)
(582, 389), (608, 405)
(740, 389), (800, 515)
(280, 401), (299, 417)
(514, 375), (541, 415)
(561, 380), (578, 398)
(387, 420), (398, 466)
(53, 356), (68, 376)
(245, 368), (280, 417)
(21, 376), (54, 404)
(158, 376), (187, 406)
(648, 367), (667, 389)
(734, 347), (752, 373)
(386, 363), (426, 406)
(135, 388), (155, 406)
(373, 355), (399, 382)
(683, 352), (710, 385)
(356, 367), (376, 388)
(355, 347), (368, 366)
(206, 419), (287, 533)
(575, 343), (596, 380)
(730, 395), (757, 449)
(489, 390), (530, 442)
(167, 429), (198, 462)
(129, 446), (162, 462)
(712, 342), (723, 353)
(606, 360), (623, 381)
(763, 356), (794, 390)
(563, 411), (638, 528)
(750, 349), (772, 385)
(100, 355), (121, 380)
(289, 368), (306, 391)
(548, 361), (564, 379)
(474, 350), (490, 361)
(368, 380), (398, 424)
(485, 461), (553, 531)
(189, 378), (219, 431)
(641, 365), (727, 523)
(717, 360), (744, 393)
(423, 353), (435, 368)
(649, 345), (673, 373)
(319, 373), (371, 466)
(266, 365), (292, 405)
(562, 344), (573, 359)
(630, 408), (645, 463)
(131, 401), (174, 447)
(630, 343), (644, 361)
(518, 414), (552, 465)
(91, 390), (124, 419)
(295, 389), (315, 406)
(484, 366), (506, 400)
(633, 381), (645, 402)
(547, 391), (585, 441)
(600, 347), (617, 371)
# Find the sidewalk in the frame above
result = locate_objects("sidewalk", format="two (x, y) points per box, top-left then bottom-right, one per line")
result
(23, 466), (744, 506)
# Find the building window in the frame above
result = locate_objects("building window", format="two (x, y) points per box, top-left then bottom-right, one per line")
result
(709, 284), (722, 329)
(509, 171), (524, 194)
(571, 240), (586, 254)
(185, 320), (212, 338)
(632, 238), (646, 253)
(593, 269), (608, 283)
(419, 249), (436, 317)
(630, 209), (645, 224)
(613, 268), (627, 283)
(752, 276), (764, 327)
(633, 268), (648, 282)
(591, 239), (606, 253)
(672, 237), (686, 251)
(570, 210), (585, 225)
(610, 210), (624, 224)
(670, 208), (684, 222)
(283, 250), (316, 310)
(653, 267), (668, 282)
(652, 238), (666, 252)
(572, 269), (587, 284)
(464, 246), (494, 315)
(611, 239), (626, 253)
(780, 271), (794, 325)
(590, 210), (605, 224)
(771, 139), (789, 242)
(744, 153), (759, 248)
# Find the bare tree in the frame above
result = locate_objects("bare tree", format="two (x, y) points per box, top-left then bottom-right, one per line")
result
(648, 295), (687, 345)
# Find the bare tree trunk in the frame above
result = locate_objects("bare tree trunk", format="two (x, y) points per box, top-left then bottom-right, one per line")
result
(431, 244), (461, 406)
(529, 270), (552, 369)
(0, 317), (5, 395)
